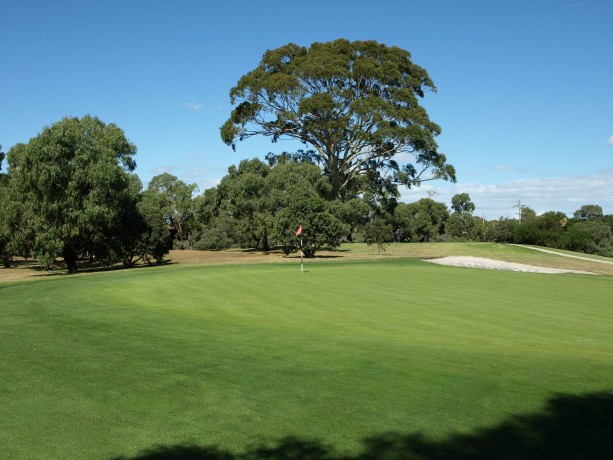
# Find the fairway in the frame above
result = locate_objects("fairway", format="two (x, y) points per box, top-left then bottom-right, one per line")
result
(1, 258), (612, 458)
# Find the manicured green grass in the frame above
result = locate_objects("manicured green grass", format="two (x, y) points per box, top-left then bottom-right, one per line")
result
(1, 258), (612, 458)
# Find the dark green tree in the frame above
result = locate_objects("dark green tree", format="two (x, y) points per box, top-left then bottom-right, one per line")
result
(450, 193), (475, 214)
(515, 211), (567, 248)
(399, 198), (449, 242)
(102, 174), (151, 267)
(447, 193), (477, 240)
(2, 144), (37, 263)
(446, 213), (478, 240)
(485, 218), (519, 243)
(7, 116), (138, 273)
(520, 206), (537, 223)
(145, 173), (199, 248)
(327, 198), (370, 241)
(193, 215), (237, 251)
(0, 147), (17, 267)
(215, 159), (273, 250)
(221, 39), (456, 200)
(272, 196), (347, 257)
(267, 160), (347, 256)
(364, 218), (393, 254)
(562, 220), (613, 256)
(136, 188), (175, 263)
(193, 187), (241, 250)
(573, 204), (603, 220)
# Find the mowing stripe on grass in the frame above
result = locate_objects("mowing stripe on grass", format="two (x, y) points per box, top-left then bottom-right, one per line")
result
(1, 259), (612, 458)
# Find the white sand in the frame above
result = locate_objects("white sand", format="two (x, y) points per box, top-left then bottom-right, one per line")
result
(423, 256), (595, 275)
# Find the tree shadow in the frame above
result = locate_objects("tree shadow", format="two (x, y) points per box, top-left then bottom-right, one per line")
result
(114, 391), (613, 460)
(2, 256), (176, 279)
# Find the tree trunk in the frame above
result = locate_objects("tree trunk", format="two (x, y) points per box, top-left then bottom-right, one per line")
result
(326, 155), (344, 201)
(261, 227), (270, 252)
(63, 247), (78, 273)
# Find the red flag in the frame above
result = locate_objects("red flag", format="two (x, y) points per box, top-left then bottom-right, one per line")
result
(295, 225), (303, 236)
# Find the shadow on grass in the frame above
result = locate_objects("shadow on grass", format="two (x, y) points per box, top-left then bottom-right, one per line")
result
(2, 257), (176, 279)
(115, 391), (613, 460)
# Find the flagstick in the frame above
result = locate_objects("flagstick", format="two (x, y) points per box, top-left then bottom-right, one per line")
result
(300, 236), (304, 273)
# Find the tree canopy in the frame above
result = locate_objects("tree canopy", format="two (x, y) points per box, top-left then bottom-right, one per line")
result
(194, 158), (347, 257)
(145, 173), (199, 247)
(221, 39), (456, 200)
(451, 193), (475, 214)
(395, 198), (449, 242)
(573, 204), (603, 220)
(7, 116), (139, 272)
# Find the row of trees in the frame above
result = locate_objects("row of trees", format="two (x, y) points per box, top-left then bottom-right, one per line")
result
(486, 207), (613, 257)
(165, 158), (613, 259)
(2, 118), (611, 273)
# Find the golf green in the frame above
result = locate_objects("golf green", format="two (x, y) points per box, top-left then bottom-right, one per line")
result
(1, 258), (612, 458)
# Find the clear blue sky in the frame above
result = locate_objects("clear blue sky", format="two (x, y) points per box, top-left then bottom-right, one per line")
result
(2, 0), (612, 218)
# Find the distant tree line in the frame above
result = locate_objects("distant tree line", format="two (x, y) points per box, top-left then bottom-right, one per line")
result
(192, 166), (613, 258)
(486, 205), (613, 257)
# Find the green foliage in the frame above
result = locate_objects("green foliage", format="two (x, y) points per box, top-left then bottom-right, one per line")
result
(446, 213), (479, 241)
(561, 220), (613, 256)
(364, 218), (393, 253)
(267, 161), (347, 256)
(193, 226), (232, 250)
(193, 215), (239, 250)
(480, 206), (613, 258)
(146, 173), (199, 247)
(137, 188), (175, 263)
(199, 158), (346, 256)
(327, 198), (370, 240)
(221, 39), (455, 200)
(447, 193), (478, 241)
(520, 206), (537, 222)
(573, 204), (603, 220)
(215, 158), (273, 250)
(395, 198), (449, 242)
(7, 116), (138, 272)
(514, 211), (568, 247)
(0, 169), (14, 267)
(102, 174), (150, 267)
(450, 193), (475, 214)
(272, 196), (347, 257)
(485, 218), (519, 243)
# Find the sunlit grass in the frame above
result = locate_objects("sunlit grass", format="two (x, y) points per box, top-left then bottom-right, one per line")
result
(1, 257), (612, 458)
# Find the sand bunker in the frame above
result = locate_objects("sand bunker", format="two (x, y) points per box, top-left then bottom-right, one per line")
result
(424, 256), (595, 275)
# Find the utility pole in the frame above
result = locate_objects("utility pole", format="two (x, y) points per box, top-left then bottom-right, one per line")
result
(426, 190), (437, 199)
(513, 199), (525, 222)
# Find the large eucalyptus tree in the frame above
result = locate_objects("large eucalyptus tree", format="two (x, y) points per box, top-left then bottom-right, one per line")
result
(221, 39), (456, 200)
